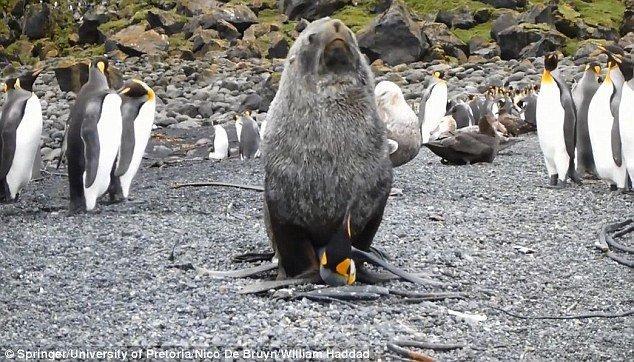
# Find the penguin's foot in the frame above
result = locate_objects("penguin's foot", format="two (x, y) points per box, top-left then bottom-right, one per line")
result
(108, 192), (126, 204)
(610, 184), (618, 191)
(548, 175), (558, 186)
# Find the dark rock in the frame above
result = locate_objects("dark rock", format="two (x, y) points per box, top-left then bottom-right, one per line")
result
(491, 10), (520, 42)
(267, 32), (289, 59)
(78, 11), (109, 45)
(498, 23), (566, 60)
(239, 93), (263, 112)
(189, 15), (241, 40)
(257, 72), (281, 112)
(212, 4), (258, 33)
(520, 4), (556, 25)
(421, 22), (469, 59)
(191, 28), (225, 55)
(22, 3), (52, 40)
(518, 37), (565, 59)
(477, 0), (527, 9)
(436, 7), (475, 29)
(622, 1), (634, 36)
(619, 32), (634, 51)
(295, 18), (310, 33)
(147, 10), (186, 35)
(177, 0), (221, 16)
(110, 25), (170, 57)
(357, 0), (429, 65)
(473, 8), (493, 23)
(279, 0), (351, 21)
(226, 40), (262, 60)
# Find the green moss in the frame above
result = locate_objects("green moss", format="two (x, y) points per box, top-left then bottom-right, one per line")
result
(403, 0), (495, 14)
(564, 38), (580, 56)
(168, 33), (192, 50)
(99, 19), (129, 33)
(332, 3), (376, 32)
(71, 44), (106, 60)
(570, 0), (625, 28)
(453, 22), (492, 43)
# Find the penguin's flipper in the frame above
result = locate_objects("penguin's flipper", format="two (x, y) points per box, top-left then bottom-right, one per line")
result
(0, 127), (16, 180)
(115, 98), (139, 176)
(610, 89), (623, 167)
(81, 128), (100, 189)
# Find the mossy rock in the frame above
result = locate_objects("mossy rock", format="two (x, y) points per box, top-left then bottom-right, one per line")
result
(5, 37), (36, 64)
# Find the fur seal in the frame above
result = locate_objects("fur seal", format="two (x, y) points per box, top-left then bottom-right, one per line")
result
(374, 80), (421, 167)
(262, 18), (393, 286)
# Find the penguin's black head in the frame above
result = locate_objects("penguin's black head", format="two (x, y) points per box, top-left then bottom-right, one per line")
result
(620, 59), (634, 82)
(318, 210), (356, 286)
(544, 53), (559, 72)
(1, 77), (20, 92)
(586, 62), (601, 75)
(433, 70), (445, 80)
(118, 79), (155, 101)
(90, 57), (109, 75)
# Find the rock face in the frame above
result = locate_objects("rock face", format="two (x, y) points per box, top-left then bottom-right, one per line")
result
(78, 12), (108, 45)
(498, 24), (566, 60)
(436, 7), (476, 29)
(622, 0), (634, 35)
(421, 22), (468, 60)
(358, 0), (429, 66)
(491, 10), (519, 41)
(110, 25), (170, 57)
(147, 10), (187, 35)
(279, 0), (351, 21)
(177, 0), (222, 16)
(22, 3), (53, 40)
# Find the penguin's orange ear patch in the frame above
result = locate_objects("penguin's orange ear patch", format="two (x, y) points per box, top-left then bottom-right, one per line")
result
(542, 70), (554, 84)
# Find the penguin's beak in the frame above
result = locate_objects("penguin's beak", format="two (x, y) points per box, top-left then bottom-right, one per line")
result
(593, 65), (601, 74)
(118, 87), (130, 95)
(97, 61), (105, 73)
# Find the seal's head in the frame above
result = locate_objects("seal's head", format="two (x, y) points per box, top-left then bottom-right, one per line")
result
(285, 18), (369, 90)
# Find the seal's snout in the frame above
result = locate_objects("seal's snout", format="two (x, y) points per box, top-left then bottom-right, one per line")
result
(321, 20), (356, 73)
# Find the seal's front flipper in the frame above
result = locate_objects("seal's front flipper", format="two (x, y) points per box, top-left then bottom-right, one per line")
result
(232, 251), (276, 263)
(198, 262), (278, 279)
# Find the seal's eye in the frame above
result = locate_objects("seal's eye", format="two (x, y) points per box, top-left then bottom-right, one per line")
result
(308, 34), (316, 44)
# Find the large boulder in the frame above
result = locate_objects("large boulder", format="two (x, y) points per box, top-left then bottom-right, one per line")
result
(435, 7), (476, 29)
(211, 4), (258, 33)
(147, 9), (186, 35)
(177, 0), (222, 16)
(78, 10), (110, 45)
(279, 0), (351, 21)
(421, 22), (468, 59)
(267, 32), (290, 59)
(110, 24), (170, 57)
(520, 3), (556, 25)
(491, 10), (520, 41)
(357, 0), (429, 65)
(498, 23), (566, 59)
(22, 3), (53, 40)
(477, 0), (527, 9)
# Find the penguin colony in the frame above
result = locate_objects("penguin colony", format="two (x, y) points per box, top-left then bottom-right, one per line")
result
(0, 58), (157, 211)
(1, 18), (633, 287)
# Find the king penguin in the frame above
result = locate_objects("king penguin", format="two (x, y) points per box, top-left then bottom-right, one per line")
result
(0, 75), (43, 202)
(66, 58), (123, 212)
(236, 111), (261, 160)
(618, 54), (634, 190)
(572, 62), (601, 178)
(536, 53), (579, 187)
(108, 79), (156, 202)
(419, 71), (448, 143)
(587, 52), (628, 191)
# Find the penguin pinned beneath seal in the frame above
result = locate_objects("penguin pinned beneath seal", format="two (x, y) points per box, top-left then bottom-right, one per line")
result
(66, 58), (123, 212)
(108, 79), (156, 202)
(536, 53), (579, 187)
(262, 18), (393, 286)
(419, 71), (448, 143)
(0, 75), (43, 202)
(572, 62), (601, 178)
(374, 80), (421, 167)
(588, 51), (628, 191)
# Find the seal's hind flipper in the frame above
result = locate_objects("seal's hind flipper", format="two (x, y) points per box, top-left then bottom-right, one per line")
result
(239, 277), (313, 295)
(197, 262), (278, 279)
(352, 247), (445, 287)
(232, 251), (275, 263)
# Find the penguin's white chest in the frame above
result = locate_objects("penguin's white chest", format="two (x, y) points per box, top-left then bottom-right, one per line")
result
(421, 82), (448, 142)
(5, 94), (43, 198)
(83, 93), (123, 210)
(588, 82), (620, 178)
(536, 82), (565, 157)
(119, 100), (156, 198)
